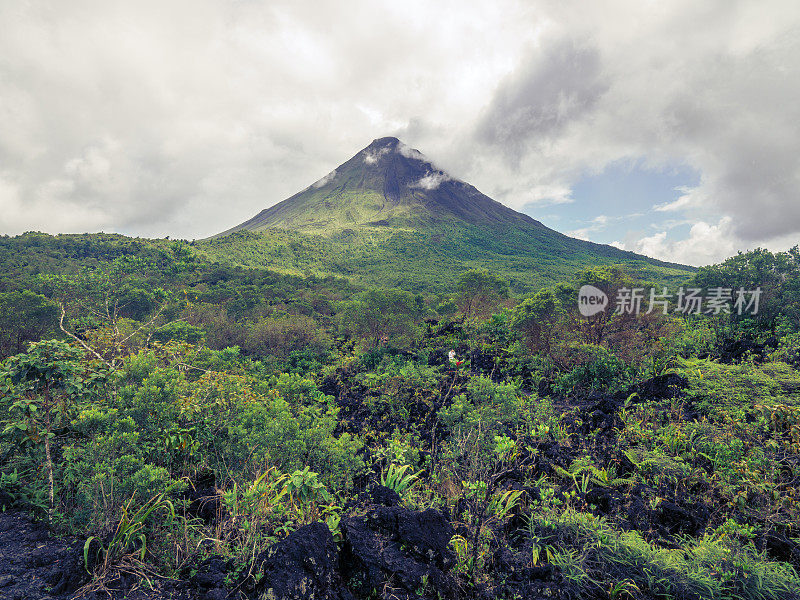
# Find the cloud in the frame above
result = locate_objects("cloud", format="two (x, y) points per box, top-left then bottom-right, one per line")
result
(617, 217), (738, 266)
(410, 171), (452, 191)
(401, 142), (457, 191)
(311, 169), (337, 188)
(474, 37), (607, 163)
(0, 0), (541, 238)
(654, 186), (703, 212)
(363, 148), (390, 164)
(397, 141), (426, 161)
(568, 214), (609, 241)
(0, 0), (798, 260)
(461, 1), (800, 252)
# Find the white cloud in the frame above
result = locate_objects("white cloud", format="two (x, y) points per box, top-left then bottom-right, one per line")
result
(311, 169), (337, 188)
(363, 148), (390, 164)
(619, 217), (738, 266)
(410, 171), (451, 190)
(397, 141), (426, 161)
(522, 184), (575, 206)
(654, 186), (706, 213)
(0, 0), (797, 261)
(462, 1), (800, 251)
(0, 0), (542, 238)
(568, 214), (609, 241)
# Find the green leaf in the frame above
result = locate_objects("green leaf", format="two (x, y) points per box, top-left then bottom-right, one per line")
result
(83, 537), (99, 572)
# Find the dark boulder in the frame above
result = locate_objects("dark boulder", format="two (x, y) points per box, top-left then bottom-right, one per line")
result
(719, 338), (769, 363)
(340, 492), (457, 600)
(0, 510), (88, 599)
(653, 500), (707, 536)
(755, 531), (800, 569)
(367, 485), (401, 508)
(579, 394), (623, 435)
(181, 472), (224, 524)
(537, 377), (554, 397)
(254, 522), (352, 600)
(576, 374), (692, 437)
(190, 555), (231, 599)
(491, 546), (569, 599)
(627, 373), (688, 400)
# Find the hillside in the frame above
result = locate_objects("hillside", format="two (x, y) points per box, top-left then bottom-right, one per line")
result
(204, 137), (694, 293)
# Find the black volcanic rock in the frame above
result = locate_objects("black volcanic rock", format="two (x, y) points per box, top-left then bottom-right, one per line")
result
(0, 510), (88, 599)
(340, 494), (457, 600)
(253, 522), (352, 600)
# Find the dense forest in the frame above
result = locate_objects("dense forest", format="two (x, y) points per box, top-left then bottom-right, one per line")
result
(197, 219), (694, 295)
(2, 232), (800, 600)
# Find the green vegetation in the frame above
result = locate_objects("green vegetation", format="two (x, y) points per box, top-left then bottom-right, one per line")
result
(198, 225), (693, 294)
(2, 232), (800, 599)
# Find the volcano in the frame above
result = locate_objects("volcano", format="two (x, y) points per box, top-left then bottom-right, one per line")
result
(208, 137), (692, 292)
(219, 137), (546, 235)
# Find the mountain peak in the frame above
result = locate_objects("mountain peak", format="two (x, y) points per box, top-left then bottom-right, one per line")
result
(359, 136), (429, 168)
(368, 136), (401, 147)
(217, 137), (543, 236)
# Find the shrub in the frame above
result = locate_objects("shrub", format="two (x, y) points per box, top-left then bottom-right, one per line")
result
(438, 375), (531, 453)
(150, 321), (206, 344)
(529, 509), (800, 600)
(552, 344), (635, 396)
(243, 315), (331, 358)
(185, 302), (246, 350)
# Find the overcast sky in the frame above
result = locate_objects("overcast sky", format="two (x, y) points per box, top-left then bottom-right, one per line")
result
(1, 0), (798, 266)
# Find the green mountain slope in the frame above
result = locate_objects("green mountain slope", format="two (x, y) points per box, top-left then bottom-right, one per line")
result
(204, 137), (694, 292)
(216, 137), (542, 235)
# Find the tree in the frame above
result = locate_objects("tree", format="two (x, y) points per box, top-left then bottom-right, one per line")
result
(339, 289), (420, 347)
(692, 246), (800, 335)
(1, 340), (107, 522)
(456, 270), (510, 320)
(0, 290), (59, 358)
(40, 266), (171, 367)
(576, 266), (637, 345)
(573, 266), (676, 367)
(508, 288), (566, 353)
